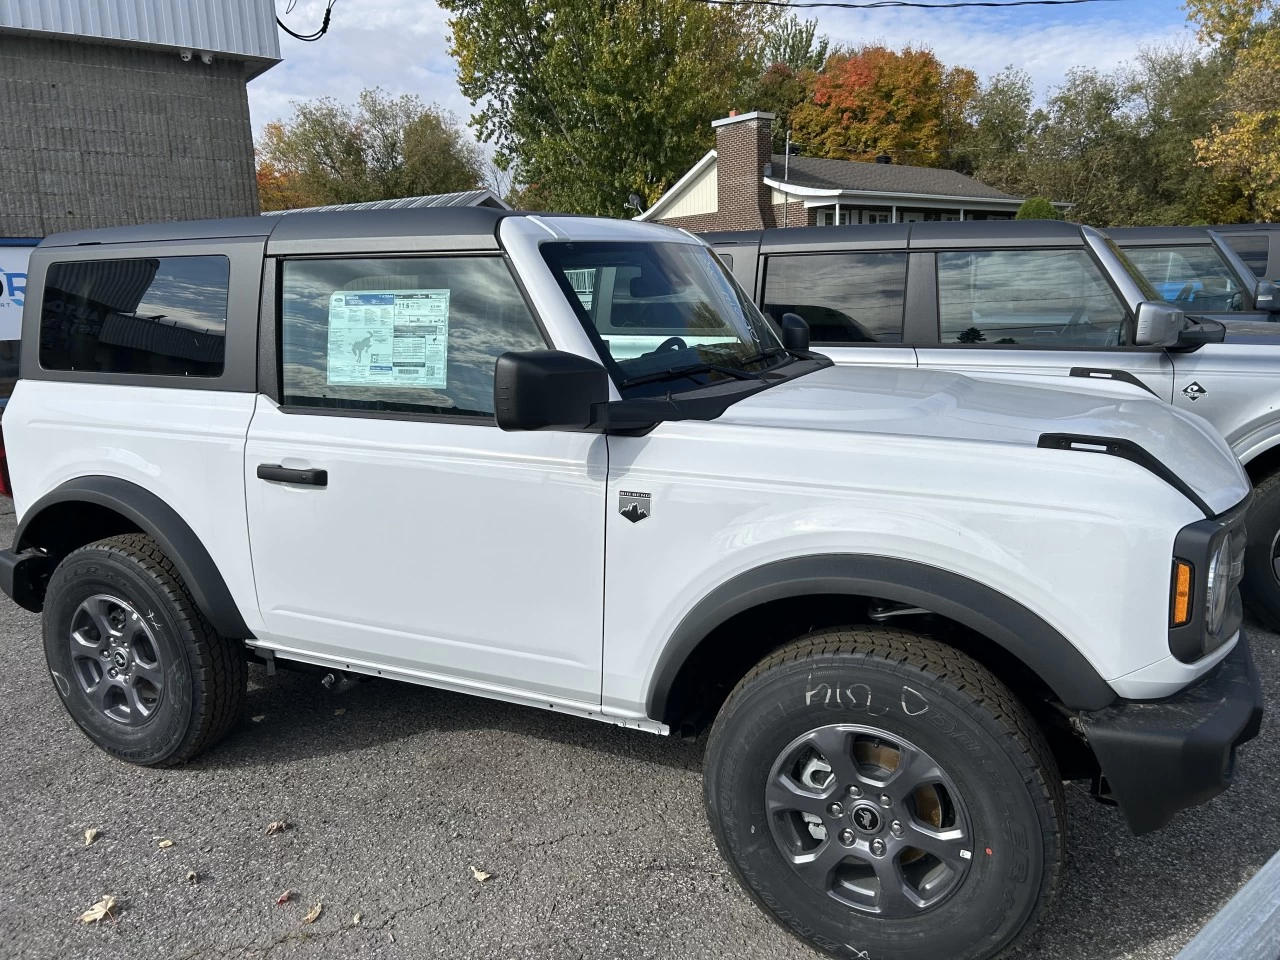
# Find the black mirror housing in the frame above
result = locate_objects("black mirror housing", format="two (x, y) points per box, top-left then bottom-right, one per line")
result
(780, 313), (810, 352)
(1175, 318), (1227, 347)
(494, 350), (610, 431)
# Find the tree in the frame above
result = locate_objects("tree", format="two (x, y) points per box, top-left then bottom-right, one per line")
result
(1187, 0), (1280, 218)
(255, 88), (484, 211)
(953, 68), (1033, 185)
(761, 14), (828, 72)
(750, 15), (829, 152)
(1015, 197), (1062, 219)
(442, 0), (778, 215)
(788, 46), (978, 166)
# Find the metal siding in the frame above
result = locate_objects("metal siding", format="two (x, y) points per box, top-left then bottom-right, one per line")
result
(0, 0), (280, 61)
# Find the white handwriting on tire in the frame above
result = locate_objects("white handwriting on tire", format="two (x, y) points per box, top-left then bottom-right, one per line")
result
(804, 680), (929, 718)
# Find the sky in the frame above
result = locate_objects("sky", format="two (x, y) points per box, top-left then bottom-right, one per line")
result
(249, 0), (1202, 148)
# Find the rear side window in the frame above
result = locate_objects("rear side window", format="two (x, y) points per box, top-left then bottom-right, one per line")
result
(279, 256), (545, 420)
(762, 252), (907, 344)
(1221, 234), (1269, 279)
(40, 256), (229, 376)
(937, 249), (1127, 346)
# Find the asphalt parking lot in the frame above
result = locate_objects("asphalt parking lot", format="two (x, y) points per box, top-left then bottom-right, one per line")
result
(0, 501), (1275, 960)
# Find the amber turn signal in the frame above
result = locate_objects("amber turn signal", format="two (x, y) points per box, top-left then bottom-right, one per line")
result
(1171, 560), (1193, 626)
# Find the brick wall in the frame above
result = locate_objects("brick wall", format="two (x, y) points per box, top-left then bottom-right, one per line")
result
(713, 114), (774, 231)
(0, 35), (260, 237)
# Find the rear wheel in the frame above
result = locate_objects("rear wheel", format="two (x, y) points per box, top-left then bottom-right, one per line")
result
(1242, 470), (1280, 631)
(704, 627), (1064, 960)
(42, 534), (247, 766)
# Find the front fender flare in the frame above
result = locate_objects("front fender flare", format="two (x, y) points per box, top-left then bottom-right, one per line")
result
(14, 476), (254, 639)
(646, 554), (1117, 717)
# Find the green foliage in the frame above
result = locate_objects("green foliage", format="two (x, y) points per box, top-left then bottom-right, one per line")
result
(255, 88), (483, 210)
(1015, 197), (1062, 220)
(762, 15), (829, 72)
(441, 0), (778, 215)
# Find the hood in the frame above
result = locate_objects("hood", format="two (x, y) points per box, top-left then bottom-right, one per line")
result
(1221, 318), (1280, 345)
(718, 364), (1247, 515)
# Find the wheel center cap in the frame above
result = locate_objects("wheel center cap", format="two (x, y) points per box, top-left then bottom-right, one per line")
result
(112, 649), (130, 671)
(850, 803), (883, 835)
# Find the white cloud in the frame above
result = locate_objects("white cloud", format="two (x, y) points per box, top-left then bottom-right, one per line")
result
(248, 0), (1200, 144)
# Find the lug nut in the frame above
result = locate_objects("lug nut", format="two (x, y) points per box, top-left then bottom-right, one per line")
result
(870, 839), (887, 857)
(100, 650), (109, 659)
(879, 794), (893, 808)
(846, 785), (862, 799)
(826, 802), (844, 817)
(890, 820), (903, 837)
(838, 828), (856, 846)
(108, 668), (118, 678)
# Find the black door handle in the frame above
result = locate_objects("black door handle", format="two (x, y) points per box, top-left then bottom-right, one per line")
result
(257, 464), (328, 487)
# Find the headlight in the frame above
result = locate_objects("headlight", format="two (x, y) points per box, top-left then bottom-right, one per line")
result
(1205, 536), (1231, 636)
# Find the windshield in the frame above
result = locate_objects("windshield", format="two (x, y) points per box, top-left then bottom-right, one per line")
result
(540, 241), (789, 393)
(1120, 242), (1246, 312)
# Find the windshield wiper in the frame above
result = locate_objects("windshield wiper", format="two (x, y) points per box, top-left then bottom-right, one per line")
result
(623, 363), (761, 388)
(736, 345), (793, 366)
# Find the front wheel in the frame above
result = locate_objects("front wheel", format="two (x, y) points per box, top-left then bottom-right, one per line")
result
(1242, 470), (1280, 631)
(704, 627), (1064, 960)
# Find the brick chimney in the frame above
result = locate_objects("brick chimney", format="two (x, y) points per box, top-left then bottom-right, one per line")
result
(713, 111), (775, 230)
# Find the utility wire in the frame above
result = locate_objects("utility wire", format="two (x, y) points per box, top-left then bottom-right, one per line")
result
(277, 0), (336, 41)
(691, 0), (1125, 8)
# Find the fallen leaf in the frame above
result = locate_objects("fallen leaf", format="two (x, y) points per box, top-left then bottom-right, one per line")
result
(470, 866), (491, 883)
(334, 707), (346, 716)
(251, 714), (266, 723)
(302, 901), (323, 924)
(84, 828), (99, 847)
(158, 839), (174, 849)
(185, 870), (199, 885)
(351, 912), (362, 926)
(276, 889), (292, 906)
(79, 895), (116, 924)
(264, 820), (290, 836)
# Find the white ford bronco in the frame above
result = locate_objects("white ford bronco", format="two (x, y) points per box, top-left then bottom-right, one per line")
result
(0, 209), (1263, 960)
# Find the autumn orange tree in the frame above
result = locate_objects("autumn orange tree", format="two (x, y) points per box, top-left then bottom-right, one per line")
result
(788, 46), (977, 165)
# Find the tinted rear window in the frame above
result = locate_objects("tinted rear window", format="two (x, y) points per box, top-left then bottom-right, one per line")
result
(1222, 234), (1269, 279)
(40, 256), (229, 377)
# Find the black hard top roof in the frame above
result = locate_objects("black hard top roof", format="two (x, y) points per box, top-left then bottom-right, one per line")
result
(40, 206), (516, 250)
(1203, 223), (1280, 233)
(704, 219), (1087, 252)
(1102, 226), (1217, 245)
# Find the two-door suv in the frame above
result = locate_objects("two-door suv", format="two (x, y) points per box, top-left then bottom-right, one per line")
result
(0, 209), (1262, 960)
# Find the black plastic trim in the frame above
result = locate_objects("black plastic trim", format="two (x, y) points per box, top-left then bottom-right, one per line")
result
(1068, 367), (1159, 397)
(10, 477), (254, 638)
(1038, 433), (1214, 518)
(1080, 631), (1262, 834)
(646, 554), (1118, 719)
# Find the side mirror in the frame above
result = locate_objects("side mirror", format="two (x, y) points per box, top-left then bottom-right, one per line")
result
(494, 350), (609, 432)
(1255, 279), (1279, 313)
(780, 312), (810, 352)
(1133, 301), (1186, 347)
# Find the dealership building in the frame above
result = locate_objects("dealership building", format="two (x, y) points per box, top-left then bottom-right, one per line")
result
(0, 0), (281, 392)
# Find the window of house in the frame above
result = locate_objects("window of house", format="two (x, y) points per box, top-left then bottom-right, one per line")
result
(280, 256), (545, 420)
(40, 256), (229, 376)
(1220, 235), (1269, 280)
(1120, 244), (1246, 312)
(937, 249), (1128, 346)
(763, 252), (908, 343)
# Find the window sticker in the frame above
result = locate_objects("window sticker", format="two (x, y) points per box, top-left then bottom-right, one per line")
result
(326, 289), (450, 387)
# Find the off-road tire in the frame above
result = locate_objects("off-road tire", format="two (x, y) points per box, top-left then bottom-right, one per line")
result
(42, 534), (247, 766)
(1243, 470), (1280, 631)
(704, 626), (1065, 960)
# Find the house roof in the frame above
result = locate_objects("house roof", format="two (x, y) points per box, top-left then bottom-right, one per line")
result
(772, 155), (1018, 202)
(259, 190), (511, 216)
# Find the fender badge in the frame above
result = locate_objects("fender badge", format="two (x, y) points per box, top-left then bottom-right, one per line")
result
(1182, 381), (1207, 401)
(619, 490), (651, 523)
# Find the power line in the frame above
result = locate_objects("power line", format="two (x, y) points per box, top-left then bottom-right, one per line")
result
(277, 0), (337, 42)
(691, 0), (1125, 9)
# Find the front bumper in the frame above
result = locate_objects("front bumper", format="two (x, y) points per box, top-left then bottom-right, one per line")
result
(1080, 631), (1263, 835)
